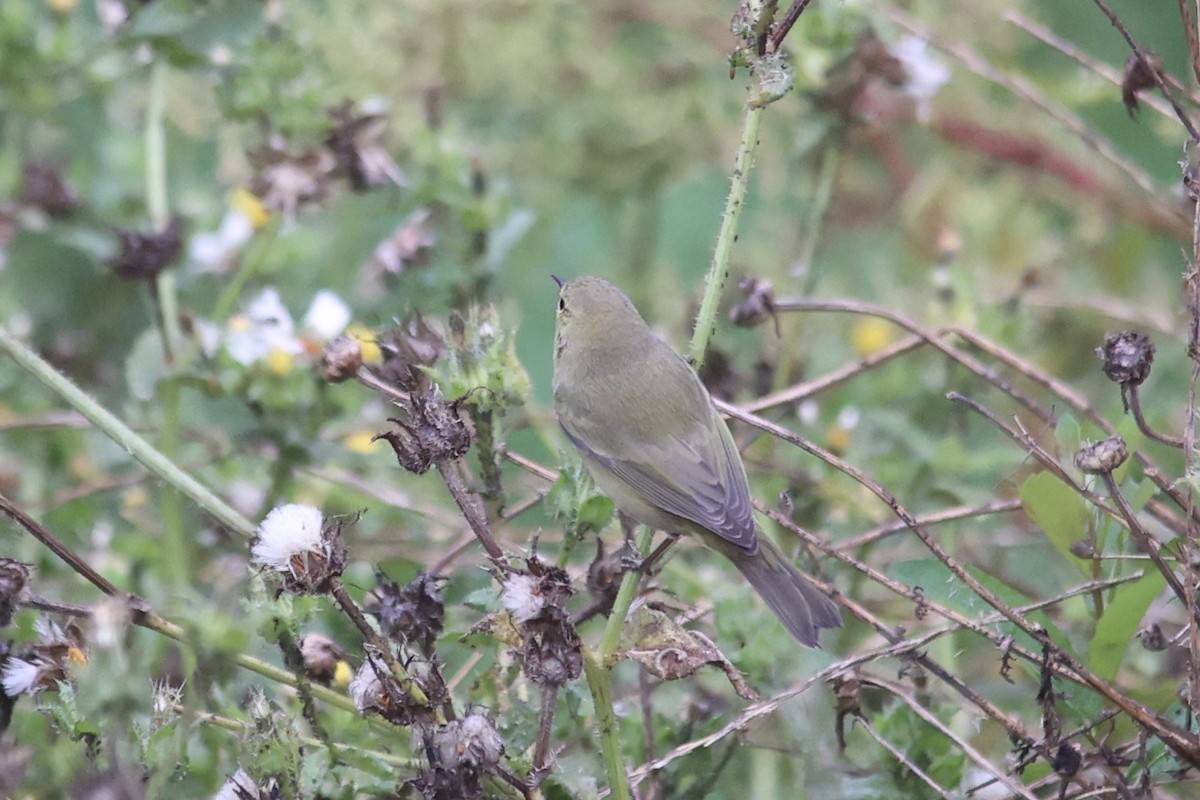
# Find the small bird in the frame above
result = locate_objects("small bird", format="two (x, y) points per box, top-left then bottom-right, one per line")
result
(552, 276), (841, 646)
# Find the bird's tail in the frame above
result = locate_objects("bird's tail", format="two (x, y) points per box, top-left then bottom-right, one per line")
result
(729, 535), (841, 647)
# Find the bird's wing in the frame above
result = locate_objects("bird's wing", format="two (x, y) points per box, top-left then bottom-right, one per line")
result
(560, 408), (758, 552)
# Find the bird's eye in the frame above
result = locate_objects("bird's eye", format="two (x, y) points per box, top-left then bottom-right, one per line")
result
(558, 297), (566, 312)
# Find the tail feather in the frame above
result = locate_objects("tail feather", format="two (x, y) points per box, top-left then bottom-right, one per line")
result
(729, 537), (841, 647)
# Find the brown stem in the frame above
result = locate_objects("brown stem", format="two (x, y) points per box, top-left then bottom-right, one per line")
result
(0, 491), (121, 597)
(532, 684), (559, 773)
(436, 458), (509, 570)
(1126, 385), (1184, 447)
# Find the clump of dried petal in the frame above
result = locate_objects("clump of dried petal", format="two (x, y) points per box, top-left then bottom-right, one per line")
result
(370, 571), (445, 656)
(377, 313), (446, 391)
(1074, 435), (1129, 475)
(1097, 331), (1154, 387)
(1, 618), (87, 698)
(321, 334), (363, 382)
(19, 161), (78, 219)
(374, 388), (472, 474)
(299, 633), (350, 686)
(0, 559), (30, 627)
(621, 606), (758, 700)
(369, 207), (436, 278)
(1122, 51), (1163, 118)
(324, 101), (405, 191)
(108, 216), (185, 281)
(504, 558), (581, 686)
(729, 276), (777, 330)
(251, 504), (347, 594)
(249, 139), (336, 221)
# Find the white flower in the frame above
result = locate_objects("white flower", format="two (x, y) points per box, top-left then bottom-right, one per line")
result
(190, 209), (255, 273)
(1, 657), (41, 697)
(302, 289), (352, 341)
(251, 504), (326, 574)
(500, 573), (544, 623)
(224, 287), (302, 366)
(222, 287), (353, 372)
(836, 406), (861, 430)
(893, 35), (950, 122)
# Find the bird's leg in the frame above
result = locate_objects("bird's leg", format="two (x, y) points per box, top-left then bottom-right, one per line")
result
(621, 532), (680, 576)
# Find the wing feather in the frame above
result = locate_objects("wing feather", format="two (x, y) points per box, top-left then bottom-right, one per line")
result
(560, 404), (757, 552)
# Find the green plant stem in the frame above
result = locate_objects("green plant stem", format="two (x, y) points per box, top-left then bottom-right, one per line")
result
(599, 527), (653, 662)
(689, 100), (764, 367)
(576, 526), (652, 800)
(146, 60), (184, 365)
(582, 646), (632, 800)
(798, 143), (840, 295)
(145, 59), (189, 585)
(0, 325), (255, 538)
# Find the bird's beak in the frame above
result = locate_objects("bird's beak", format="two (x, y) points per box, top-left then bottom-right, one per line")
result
(551, 274), (565, 288)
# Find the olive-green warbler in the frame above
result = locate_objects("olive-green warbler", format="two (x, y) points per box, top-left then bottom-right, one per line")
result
(552, 276), (840, 646)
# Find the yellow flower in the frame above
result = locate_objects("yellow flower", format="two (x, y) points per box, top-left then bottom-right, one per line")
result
(850, 318), (896, 356)
(231, 188), (270, 229)
(266, 348), (294, 375)
(49, 0), (78, 14)
(346, 324), (382, 364)
(344, 429), (383, 453)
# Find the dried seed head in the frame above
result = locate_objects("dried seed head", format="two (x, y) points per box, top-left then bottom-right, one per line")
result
(370, 571), (445, 656)
(0, 559), (31, 627)
(1052, 742), (1082, 777)
(324, 101), (404, 191)
(108, 216), (185, 281)
(509, 559), (581, 686)
(321, 335), (363, 382)
(374, 389), (472, 474)
(1068, 536), (1096, 559)
(1136, 623), (1167, 652)
(427, 711), (505, 771)
(20, 160), (78, 219)
(1122, 51), (1163, 118)
(376, 313), (446, 391)
(350, 651), (433, 727)
(251, 504), (348, 594)
(1074, 435), (1129, 474)
(1096, 331), (1154, 387)
(729, 277), (777, 330)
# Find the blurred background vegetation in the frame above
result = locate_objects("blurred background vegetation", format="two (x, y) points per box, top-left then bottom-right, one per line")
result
(1, 0), (1198, 797)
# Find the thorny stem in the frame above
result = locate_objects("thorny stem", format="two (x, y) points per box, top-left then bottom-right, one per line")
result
(600, 527), (654, 663)
(0, 325), (255, 538)
(583, 646), (633, 800)
(690, 100), (763, 367)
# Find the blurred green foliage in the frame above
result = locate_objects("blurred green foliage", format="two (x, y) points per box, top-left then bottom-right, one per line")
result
(0, 0), (1198, 797)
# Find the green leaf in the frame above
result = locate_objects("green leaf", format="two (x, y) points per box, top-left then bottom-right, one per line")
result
(1088, 570), (1165, 681)
(1019, 471), (1091, 576)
